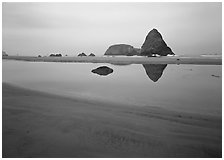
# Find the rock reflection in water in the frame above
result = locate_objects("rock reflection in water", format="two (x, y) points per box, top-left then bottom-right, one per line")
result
(91, 66), (113, 76)
(92, 64), (167, 81)
(142, 64), (167, 82)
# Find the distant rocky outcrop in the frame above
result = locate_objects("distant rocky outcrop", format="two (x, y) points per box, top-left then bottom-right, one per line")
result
(104, 44), (139, 56)
(91, 66), (113, 76)
(142, 64), (167, 82)
(89, 53), (95, 56)
(140, 29), (174, 57)
(211, 74), (220, 78)
(2, 51), (8, 56)
(78, 53), (87, 57)
(49, 53), (62, 57)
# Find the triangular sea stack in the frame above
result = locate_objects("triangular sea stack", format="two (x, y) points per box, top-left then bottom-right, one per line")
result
(140, 29), (174, 56)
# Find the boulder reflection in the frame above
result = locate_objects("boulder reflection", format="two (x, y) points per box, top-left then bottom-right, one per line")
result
(91, 64), (167, 81)
(142, 64), (167, 82)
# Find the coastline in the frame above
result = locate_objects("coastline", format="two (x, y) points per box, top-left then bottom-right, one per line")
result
(3, 55), (222, 65)
(2, 83), (222, 158)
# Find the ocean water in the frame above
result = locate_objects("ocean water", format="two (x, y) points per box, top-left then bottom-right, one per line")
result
(2, 60), (222, 116)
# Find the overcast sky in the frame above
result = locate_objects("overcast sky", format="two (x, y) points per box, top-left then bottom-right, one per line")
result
(2, 2), (222, 56)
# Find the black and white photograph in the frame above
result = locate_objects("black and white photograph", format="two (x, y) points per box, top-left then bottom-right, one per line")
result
(2, 2), (222, 158)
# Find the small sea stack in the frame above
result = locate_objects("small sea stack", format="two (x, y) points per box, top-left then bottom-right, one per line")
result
(78, 53), (87, 57)
(49, 53), (62, 57)
(89, 53), (95, 56)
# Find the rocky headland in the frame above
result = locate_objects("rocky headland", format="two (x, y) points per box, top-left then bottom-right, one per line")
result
(104, 44), (140, 56)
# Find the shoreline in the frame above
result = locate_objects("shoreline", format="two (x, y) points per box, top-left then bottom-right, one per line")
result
(3, 55), (222, 65)
(2, 83), (222, 158)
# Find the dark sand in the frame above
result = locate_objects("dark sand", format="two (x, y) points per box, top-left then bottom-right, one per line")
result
(2, 83), (222, 158)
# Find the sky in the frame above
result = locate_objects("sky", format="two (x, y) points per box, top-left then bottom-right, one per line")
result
(2, 2), (222, 56)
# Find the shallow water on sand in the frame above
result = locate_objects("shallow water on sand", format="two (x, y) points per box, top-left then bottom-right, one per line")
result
(2, 60), (222, 116)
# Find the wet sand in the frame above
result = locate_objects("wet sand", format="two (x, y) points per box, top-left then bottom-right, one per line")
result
(3, 55), (222, 65)
(2, 83), (222, 158)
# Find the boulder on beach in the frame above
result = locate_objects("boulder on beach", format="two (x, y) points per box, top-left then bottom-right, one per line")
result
(78, 53), (87, 57)
(140, 29), (174, 57)
(89, 53), (95, 56)
(104, 44), (139, 56)
(2, 51), (8, 56)
(91, 66), (113, 76)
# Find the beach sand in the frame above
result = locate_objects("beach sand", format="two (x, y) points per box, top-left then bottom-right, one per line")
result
(3, 55), (222, 65)
(2, 83), (222, 158)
